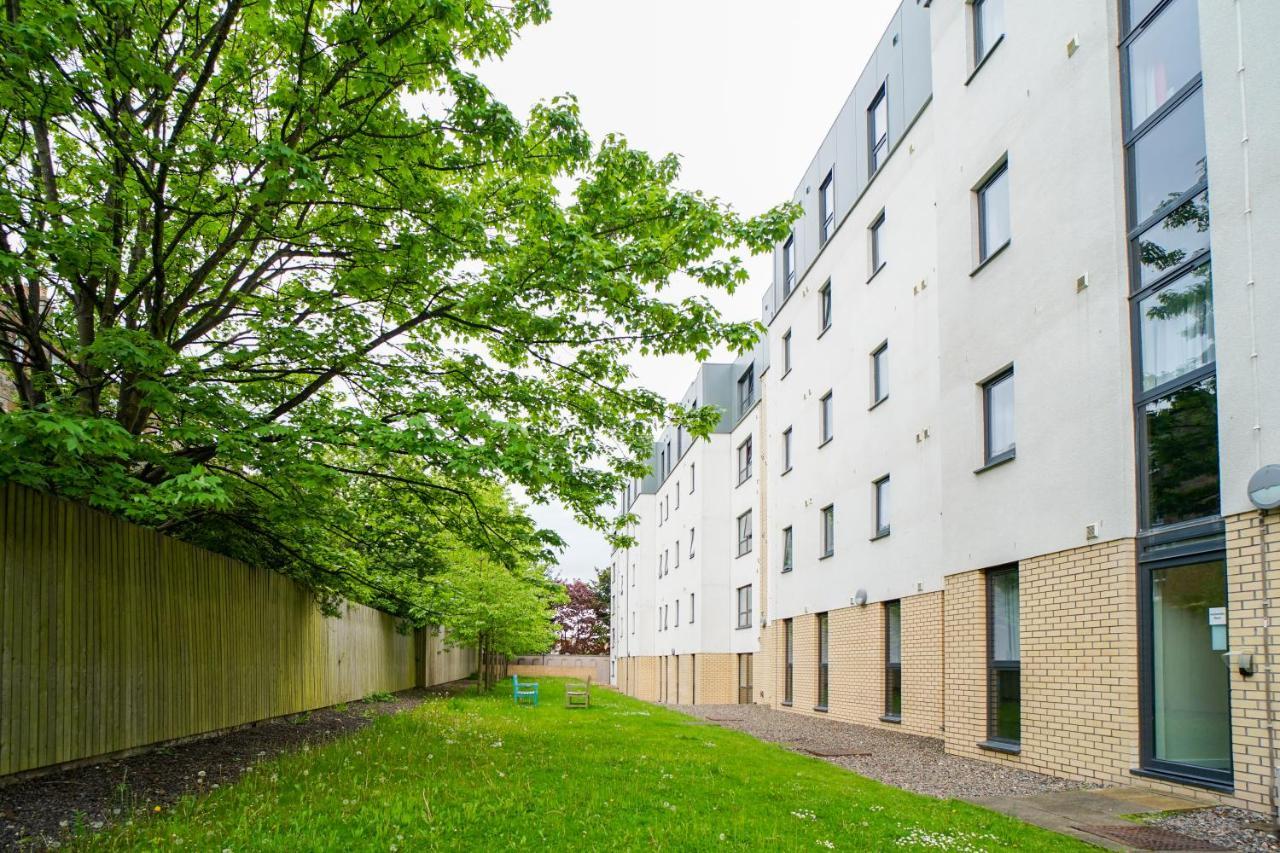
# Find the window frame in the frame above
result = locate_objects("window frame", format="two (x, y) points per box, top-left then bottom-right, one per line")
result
(783, 234), (796, 296)
(884, 600), (902, 720)
(689, 526), (696, 558)
(736, 509), (753, 557)
(972, 0), (1005, 69)
(782, 427), (793, 473)
(867, 82), (889, 176)
(869, 209), (887, 278)
(737, 435), (753, 485)
(819, 169), (835, 245)
(819, 504), (835, 559)
(736, 584), (752, 630)
(816, 613), (830, 710)
(689, 592), (695, 624)
(782, 525), (794, 573)
(818, 279), (832, 332)
(737, 366), (755, 415)
(871, 340), (889, 406)
(873, 475), (891, 539)
(981, 367), (1016, 467)
(819, 391), (834, 445)
(782, 329), (793, 375)
(985, 565), (1021, 747)
(976, 159), (1011, 265)
(783, 618), (794, 705)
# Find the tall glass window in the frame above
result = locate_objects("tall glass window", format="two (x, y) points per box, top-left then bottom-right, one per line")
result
(1126, 0), (1201, 129)
(820, 504), (835, 558)
(782, 525), (794, 573)
(1135, 191), (1209, 288)
(973, 0), (1005, 66)
(977, 163), (1011, 262)
(983, 369), (1015, 464)
(783, 235), (795, 295)
(872, 342), (889, 405)
(817, 613), (830, 710)
(1137, 262), (1214, 393)
(988, 567), (1020, 744)
(784, 619), (794, 704)
(1131, 88), (1206, 226)
(885, 601), (902, 718)
(1143, 378), (1220, 528)
(819, 170), (835, 244)
(868, 84), (888, 174)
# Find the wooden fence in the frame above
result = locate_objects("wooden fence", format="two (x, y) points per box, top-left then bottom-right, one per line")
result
(0, 484), (465, 779)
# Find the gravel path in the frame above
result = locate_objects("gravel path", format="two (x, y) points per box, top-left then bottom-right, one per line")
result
(672, 703), (1094, 800)
(1150, 806), (1280, 852)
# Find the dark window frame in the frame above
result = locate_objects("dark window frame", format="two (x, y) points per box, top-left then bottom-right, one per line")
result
(782, 426), (794, 473)
(985, 565), (1021, 746)
(736, 584), (752, 629)
(782, 329), (793, 375)
(819, 279), (833, 332)
(783, 234), (796, 295)
(972, 0), (1005, 67)
(819, 504), (835, 559)
(885, 600), (902, 719)
(816, 613), (830, 710)
(977, 160), (1011, 263)
(737, 366), (755, 415)
(783, 618), (794, 705)
(982, 367), (1016, 467)
(819, 391), (834, 445)
(737, 435), (753, 485)
(736, 510), (753, 557)
(871, 340), (889, 405)
(869, 210), (887, 277)
(781, 525), (794, 573)
(873, 475), (891, 539)
(819, 170), (836, 245)
(867, 83), (889, 176)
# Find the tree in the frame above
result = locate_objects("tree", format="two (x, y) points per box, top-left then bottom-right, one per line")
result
(553, 568), (610, 655)
(0, 0), (794, 613)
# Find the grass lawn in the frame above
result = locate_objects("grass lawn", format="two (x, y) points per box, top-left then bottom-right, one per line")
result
(82, 679), (1093, 850)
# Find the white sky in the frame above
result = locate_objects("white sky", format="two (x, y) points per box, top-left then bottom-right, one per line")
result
(479, 0), (901, 580)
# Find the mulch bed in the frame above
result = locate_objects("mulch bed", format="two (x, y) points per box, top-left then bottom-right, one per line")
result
(0, 682), (474, 849)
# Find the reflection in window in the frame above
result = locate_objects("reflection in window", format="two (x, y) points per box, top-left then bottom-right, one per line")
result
(1144, 377), (1220, 528)
(1127, 0), (1201, 129)
(1132, 88), (1206, 223)
(1139, 263), (1214, 392)
(988, 568), (1021, 743)
(1136, 192), (1209, 287)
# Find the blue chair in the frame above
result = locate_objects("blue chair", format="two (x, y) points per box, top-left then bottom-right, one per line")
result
(512, 674), (539, 706)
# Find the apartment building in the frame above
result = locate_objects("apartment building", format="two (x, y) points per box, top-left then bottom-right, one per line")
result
(610, 348), (767, 705)
(611, 0), (1279, 813)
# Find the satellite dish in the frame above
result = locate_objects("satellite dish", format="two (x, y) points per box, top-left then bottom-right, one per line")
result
(1247, 465), (1280, 510)
(853, 589), (868, 606)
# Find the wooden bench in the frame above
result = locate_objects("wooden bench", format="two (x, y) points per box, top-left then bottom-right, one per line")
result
(565, 675), (591, 709)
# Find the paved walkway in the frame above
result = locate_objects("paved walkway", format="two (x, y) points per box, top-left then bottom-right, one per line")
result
(970, 786), (1211, 851)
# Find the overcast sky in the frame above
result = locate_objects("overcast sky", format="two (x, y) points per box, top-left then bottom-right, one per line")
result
(478, 0), (901, 581)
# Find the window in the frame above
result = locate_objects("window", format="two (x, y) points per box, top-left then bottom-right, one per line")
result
(663, 549), (669, 575)
(819, 392), (833, 445)
(1126, 0), (1200, 130)
(674, 541), (679, 568)
(1134, 191), (1209, 288)
(675, 483), (680, 510)
(736, 510), (752, 557)
(783, 234), (796, 295)
(737, 436), (753, 484)
(987, 567), (1021, 744)
(820, 504), (835, 558)
(690, 463), (696, 493)
(885, 600), (902, 718)
(871, 341), (889, 405)
(665, 440), (672, 475)
(631, 612), (635, 634)
(977, 161), (1010, 263)
(784, 619), (794, 704)
(782, 330), (792, 374)
(675, 599), (680, 626)
(737, 366), (755, 414)
(1137, 262), (1213, 393)
(1131, 88), (1206, 225)
(782, 427), (793, 472)
(736, 585), (752, 629)
(819, 170), (835, 244)
(690, 593), (695, 624)
(868, 83), (888, 175)
(1143, 377), (1220, 528)
(689, 526), (696, 558)
(973, 0), (1005, 66)
(869, 211), (886, 276)
(982, 368), (1015, 466)
(817, 613), (830, 709)
(819, 280), (832, 331)
(659, 449), (666, 480)
(873, 475), (891, 538)
(782, 526), (794, 573)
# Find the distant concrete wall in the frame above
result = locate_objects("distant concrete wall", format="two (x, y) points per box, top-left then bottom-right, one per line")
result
(509, 654), (608, 683)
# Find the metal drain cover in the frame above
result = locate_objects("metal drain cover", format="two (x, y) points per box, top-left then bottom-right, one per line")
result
(705, 716), (745, 722)
(1075, 825), (1230, 850)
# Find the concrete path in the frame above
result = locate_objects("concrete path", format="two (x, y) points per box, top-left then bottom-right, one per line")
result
(968, 785), (1216, 851)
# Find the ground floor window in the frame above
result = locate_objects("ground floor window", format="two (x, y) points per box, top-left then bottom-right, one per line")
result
(816, 613), (829, 710)
(987, 567), (1020, 744)
(885, 600), (902, 719)
(737, 653), (753, 705)
(784, 619), (794, 704)
(1143, 552), (1232, 785)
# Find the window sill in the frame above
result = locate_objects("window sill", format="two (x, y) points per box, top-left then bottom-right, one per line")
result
(818, 552), (834, 561)
(818, 437), (834, 450)
(736, 550), (753, 559)
(1129, 767), (1234, 795)
(817, 323), (832, 341)
(781, 466), (793, 476)
(782, 367), (792, 380)
(736, 477), (752, 489)
(978, 739), (1021, 755)
(866, 262), (887, 285)
(868, 395), (889, 412)
(735, 624), (753, 631)
(781, 566), (793, 574)
(813, 705), (829, 713)
(879, 714), (902, 724)
(964, 34), (1005, 86)
(970, 240), (1011, 277)
(780, 701), (793, 708)
(870, 529), (891, 542)
(974, 451), (1016, 475)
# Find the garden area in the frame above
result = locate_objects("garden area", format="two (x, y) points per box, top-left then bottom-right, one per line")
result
(65, 680), (1088, 851)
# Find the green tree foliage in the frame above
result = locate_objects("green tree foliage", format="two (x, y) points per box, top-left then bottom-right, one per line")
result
(0, 0), (793, 618)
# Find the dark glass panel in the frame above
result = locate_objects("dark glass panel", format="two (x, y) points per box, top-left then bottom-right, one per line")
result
(1144, 377), (1220, 527)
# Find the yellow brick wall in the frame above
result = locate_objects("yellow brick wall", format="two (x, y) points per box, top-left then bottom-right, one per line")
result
(789, 614), (820, 712)
(757, 621), (780, 707)
(678, 654), (694, 704)
(901, 591), (945, 738)
(694, 653), (739, 705)
(1225, 509), (1280, 812)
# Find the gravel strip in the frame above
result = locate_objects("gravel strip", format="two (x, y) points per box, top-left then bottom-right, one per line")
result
(0, 682), (474, 850)
(1150, 806), (1280, 853)
(672, 703), (1095, 800)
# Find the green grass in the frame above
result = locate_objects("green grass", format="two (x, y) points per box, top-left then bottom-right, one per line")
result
(81, 680), (1095, 851)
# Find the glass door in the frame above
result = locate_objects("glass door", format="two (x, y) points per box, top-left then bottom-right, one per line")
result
(1144, 556), (1232, 784)
(737, 653), (753, 704)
